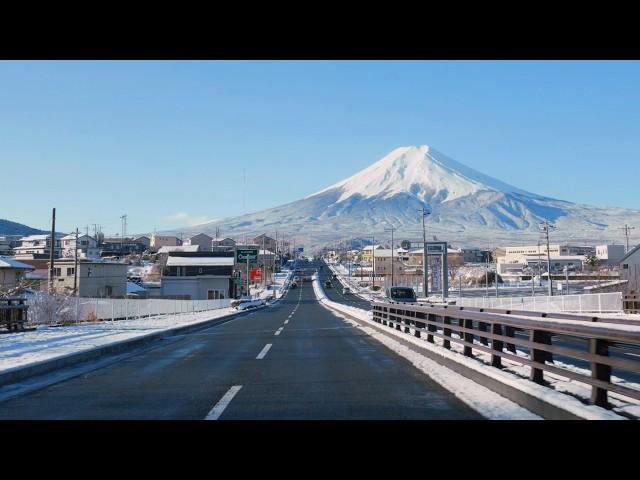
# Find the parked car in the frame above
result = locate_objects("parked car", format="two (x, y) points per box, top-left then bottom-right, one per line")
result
(385, 286), (417, 303)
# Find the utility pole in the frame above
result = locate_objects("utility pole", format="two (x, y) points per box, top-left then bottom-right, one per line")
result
(371, 235), (375, 289)
(49, 208), (56, 294)
(620, 224), (636, 253)
(485, 256), (489, 297)
(419, 207), (431, 298)
(385, 226), (395, 289)
(74, 228), (79, 295)
(120, 214), (127, 252)
(540, 221), (556, 296)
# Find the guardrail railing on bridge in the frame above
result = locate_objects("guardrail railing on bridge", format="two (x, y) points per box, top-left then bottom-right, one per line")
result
(372, 300), (640, 409)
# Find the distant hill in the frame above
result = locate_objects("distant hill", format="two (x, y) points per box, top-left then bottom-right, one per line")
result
(0, 219), (47, 236)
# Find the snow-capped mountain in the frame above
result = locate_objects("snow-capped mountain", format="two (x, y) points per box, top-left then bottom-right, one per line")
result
(174, 145), (640, 251)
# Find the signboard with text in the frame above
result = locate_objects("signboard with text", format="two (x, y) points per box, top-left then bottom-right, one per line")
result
(237, 248), (258, 262)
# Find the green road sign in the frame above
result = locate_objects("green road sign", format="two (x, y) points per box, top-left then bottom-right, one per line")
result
(237, 248), (258, 262)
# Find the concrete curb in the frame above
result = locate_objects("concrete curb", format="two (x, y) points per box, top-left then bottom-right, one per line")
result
(314, 276), (594, 420)
(0, 304), (269, 388)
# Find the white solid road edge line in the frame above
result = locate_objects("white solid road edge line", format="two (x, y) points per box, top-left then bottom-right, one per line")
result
(204, 385), (243, 420)
(256, 343), (273, 359)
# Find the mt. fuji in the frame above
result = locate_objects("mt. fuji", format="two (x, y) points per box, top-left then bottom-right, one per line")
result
(176, 145), (640, 251)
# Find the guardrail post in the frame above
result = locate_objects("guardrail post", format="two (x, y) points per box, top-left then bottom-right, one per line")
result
(504, 326), (517, 353)
(443, 316), (451, 349)
(529, 329), (552, 384)
(589, 338), (611, 408)
(463, 318), (474, 357)
(404, 310), (412, 333)
(414, 312), (424, 338)
(491, 323), (503, 368)
(477, 321), (489, 345)
(427, 313), (436, 343)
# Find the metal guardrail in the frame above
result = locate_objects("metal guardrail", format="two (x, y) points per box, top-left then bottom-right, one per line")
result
(453, 292), (623, 314)
(372, 300), (640, 408)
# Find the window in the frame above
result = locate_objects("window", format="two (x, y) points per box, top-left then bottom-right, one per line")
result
(67, 267), (75, 276)
(208, 290), (225, 300)
(53, 267), (62, 276)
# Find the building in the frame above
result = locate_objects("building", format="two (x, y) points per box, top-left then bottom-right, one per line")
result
(13, 234), (64, 259)
(161, 251), (235, 300)
(596, 244), (626, 265)
(212, 237), (236, 248)
(150, 234), (182, 252)
(100, 237), (148, 257)
(184, 233), (214, 251)
(0, 235), (22, 255)
(61, 234), (100, 259)
(500, 244), (595, 264)
(361, 245), (381, 262)
(620, 245), (640, 293)
(253, 234), (277, 253)
(462, 248), (490, 264)
(134, 236), (151, 250)
(0, 256), (35, 291)
(48, 259), (128, 297)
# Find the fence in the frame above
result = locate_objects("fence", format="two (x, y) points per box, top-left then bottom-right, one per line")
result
(453, 292), (623, 314)
(372, 300), (640, 408)
(26, 293), (230, 324)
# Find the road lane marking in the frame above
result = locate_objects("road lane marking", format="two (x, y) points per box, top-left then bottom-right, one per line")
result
(284, 319), (289, 324)
(204, 385), (243, 420)
(275, 327), (283, 335)
(256, 343), (273, 359)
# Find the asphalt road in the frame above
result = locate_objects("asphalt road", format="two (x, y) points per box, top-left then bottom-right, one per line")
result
(317, 266), (373, 309)
(0, 269), (481, 420)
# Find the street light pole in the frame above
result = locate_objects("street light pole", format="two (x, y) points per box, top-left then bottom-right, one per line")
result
(419, 207), (431, 298)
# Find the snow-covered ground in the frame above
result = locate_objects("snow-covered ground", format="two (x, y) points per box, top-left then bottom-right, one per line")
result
(0, 307), (247, 374)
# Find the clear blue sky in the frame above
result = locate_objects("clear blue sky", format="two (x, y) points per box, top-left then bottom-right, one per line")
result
(1, 60), (638, 236)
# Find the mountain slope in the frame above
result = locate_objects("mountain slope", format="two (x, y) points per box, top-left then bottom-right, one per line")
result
(0, 219), (47, 236)
(174, 145), (640, 250)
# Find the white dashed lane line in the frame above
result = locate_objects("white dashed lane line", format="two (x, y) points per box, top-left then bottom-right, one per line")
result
(204, 385), (243, 420)
(256, 343), (273, 360)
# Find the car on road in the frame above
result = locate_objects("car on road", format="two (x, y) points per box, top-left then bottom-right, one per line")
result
(324, 281), (332, 288)
(343, 287), (351, 294)
(291, 281), (298, 288)
(385, 286), (417, 303)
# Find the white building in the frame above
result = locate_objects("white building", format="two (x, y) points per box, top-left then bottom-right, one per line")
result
(13, 234), (64, 259)
(500, 244), (595, 264)
(61, 234), (100, 259)
(161, 252), (235, 300)
(595, 244), (626, 265)
(620, 245), (640, 293)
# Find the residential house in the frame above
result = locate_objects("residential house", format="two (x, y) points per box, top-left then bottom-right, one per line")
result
(0, 257), (35, 291)
(212, 237), (236, 248)
(253, 234), (277, 253)
(184, 233), (213, 251)
(0, 235), (22, 255)
(161, 251), (235, 300)
(150, 234), (182, 252)
(13, 234), (64, 259)
(61, 233), (100, 259)
(48, 258), (128, 297)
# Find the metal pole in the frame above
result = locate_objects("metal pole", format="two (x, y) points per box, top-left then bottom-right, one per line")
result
(49, 207), (56, 294)
(422, 209), (428, 297)
(371, 235), (375, 290)
(485, 256), (489, 297)
(74, 227), (79, 295)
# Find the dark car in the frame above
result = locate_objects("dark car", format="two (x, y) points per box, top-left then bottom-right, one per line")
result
(385, 286), (417, 303)
(291, 281), (298, 289)
(324, 281), (332, 288)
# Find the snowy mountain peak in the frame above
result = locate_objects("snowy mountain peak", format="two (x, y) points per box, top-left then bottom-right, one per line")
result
(308, 144), (538, 204)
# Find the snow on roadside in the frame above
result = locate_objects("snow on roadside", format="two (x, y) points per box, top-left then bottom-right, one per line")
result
(0, 307), (241, 374)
